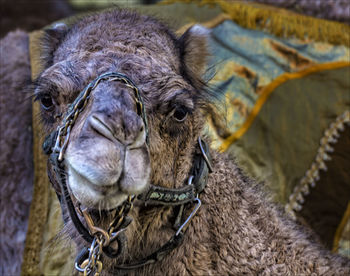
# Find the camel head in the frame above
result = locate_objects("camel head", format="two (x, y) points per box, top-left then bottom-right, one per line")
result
(35, 10), (209, 213)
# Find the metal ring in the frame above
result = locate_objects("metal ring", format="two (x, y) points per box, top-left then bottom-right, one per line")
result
(188, 175), (194, 186)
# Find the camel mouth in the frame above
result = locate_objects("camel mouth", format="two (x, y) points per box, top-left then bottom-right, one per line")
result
(69, 164), (119, 194)
(66, 162), (130, 210)
(65, 142), (151, 210)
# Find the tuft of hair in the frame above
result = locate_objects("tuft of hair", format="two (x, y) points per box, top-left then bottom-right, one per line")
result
(40, 22), (69, 68)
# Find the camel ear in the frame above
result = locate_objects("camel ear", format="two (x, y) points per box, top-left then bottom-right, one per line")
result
(42, 22), (69, 67)
(179, 24), (210, 76)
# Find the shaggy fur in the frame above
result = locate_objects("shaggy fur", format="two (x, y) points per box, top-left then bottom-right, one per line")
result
(125, 152), (350, 275)
(0, 30), (33, 275)
(1, 9), (350, 275)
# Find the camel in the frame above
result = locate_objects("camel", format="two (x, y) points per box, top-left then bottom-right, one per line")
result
(1, 9), (349, 276)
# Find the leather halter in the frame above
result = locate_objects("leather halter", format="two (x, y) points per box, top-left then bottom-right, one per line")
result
(42, 72), (213, 274)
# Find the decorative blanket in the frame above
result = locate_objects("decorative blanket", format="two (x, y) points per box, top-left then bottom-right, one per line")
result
(22, 1), (350, 275)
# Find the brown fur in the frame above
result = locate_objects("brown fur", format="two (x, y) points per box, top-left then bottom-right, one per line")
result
(126, 152), (350, 275)
(2, 9), (350, 275)
(0, 30), (33, 275)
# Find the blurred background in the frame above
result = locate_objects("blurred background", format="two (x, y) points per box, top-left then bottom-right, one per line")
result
(1, 0), (349, 38)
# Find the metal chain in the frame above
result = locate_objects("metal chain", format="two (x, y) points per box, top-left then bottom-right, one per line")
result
(75, 196), (135, 275)
(53, 79), (94, 161)
(78, 237), (103, 276)
(108, 195), (135, 235)
(51, 72), (146, 276)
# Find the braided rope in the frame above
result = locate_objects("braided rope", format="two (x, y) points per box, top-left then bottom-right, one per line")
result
(285, 110), (350, 219)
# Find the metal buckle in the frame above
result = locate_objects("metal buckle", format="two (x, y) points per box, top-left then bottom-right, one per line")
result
(175, 197), (201, 236)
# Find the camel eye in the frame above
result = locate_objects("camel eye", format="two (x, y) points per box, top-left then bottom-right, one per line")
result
(40, 95), (54, 110)
(173, 106), (188, 122)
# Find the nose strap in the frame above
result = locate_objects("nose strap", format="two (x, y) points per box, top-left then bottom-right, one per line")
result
(42, 72), (148, 160)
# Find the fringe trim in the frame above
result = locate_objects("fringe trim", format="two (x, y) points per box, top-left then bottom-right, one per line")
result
(285, 110), (350, 220)
(161, 0), (350, 45)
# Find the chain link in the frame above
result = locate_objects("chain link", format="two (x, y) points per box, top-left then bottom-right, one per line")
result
(76, 196), (135, 276)
(79, 237), (103, 276)
(108, 195), (135, 235)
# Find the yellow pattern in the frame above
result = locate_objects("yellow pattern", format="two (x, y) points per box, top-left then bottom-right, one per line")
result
(219, 61), (350, 152)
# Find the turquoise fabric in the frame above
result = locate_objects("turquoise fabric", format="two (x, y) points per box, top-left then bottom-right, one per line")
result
(204, 20), (349, 148)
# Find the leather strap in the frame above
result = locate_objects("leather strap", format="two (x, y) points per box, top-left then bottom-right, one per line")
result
(112, 232), (184, 271)
(138, 184), (195, 205)
(50, 153), (94, 244)
(139, 138), (212, 206)
(75, 231), (185, 273)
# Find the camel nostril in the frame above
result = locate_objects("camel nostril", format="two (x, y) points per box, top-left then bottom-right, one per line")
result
(127, 123), (146, 149)
(89, 115), (116, 142)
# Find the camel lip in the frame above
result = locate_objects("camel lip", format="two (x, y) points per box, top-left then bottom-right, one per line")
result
(67, 162), (120, 193)
(88, 182), (118, 195)
(65, 153), (122, 186)
(65, 161), (131, 210)
(64, 144), (150, 209)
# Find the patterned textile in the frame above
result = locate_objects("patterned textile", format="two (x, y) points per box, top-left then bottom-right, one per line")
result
(198, 1), (350, 256)
(205, 20), (349, 150)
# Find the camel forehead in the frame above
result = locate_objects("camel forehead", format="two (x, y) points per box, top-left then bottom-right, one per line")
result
(54, 10), (180, 68)
(36, 10), (201, 114)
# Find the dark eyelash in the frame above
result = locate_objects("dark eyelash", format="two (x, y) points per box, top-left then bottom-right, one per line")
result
(34, 91), (49, 102)
(171, 104), (192, 115)
(33, 76), (59, 100)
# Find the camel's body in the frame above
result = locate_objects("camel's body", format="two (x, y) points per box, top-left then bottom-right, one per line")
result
(0, 9), (349, 276)
(0, 30), (33, 276)
(105, 152), (350, 275)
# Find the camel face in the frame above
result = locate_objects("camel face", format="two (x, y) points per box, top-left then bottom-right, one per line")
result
(37, 62), (151, 210)
(35, 10), (208, 211)
(65, 78), (151, 210)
